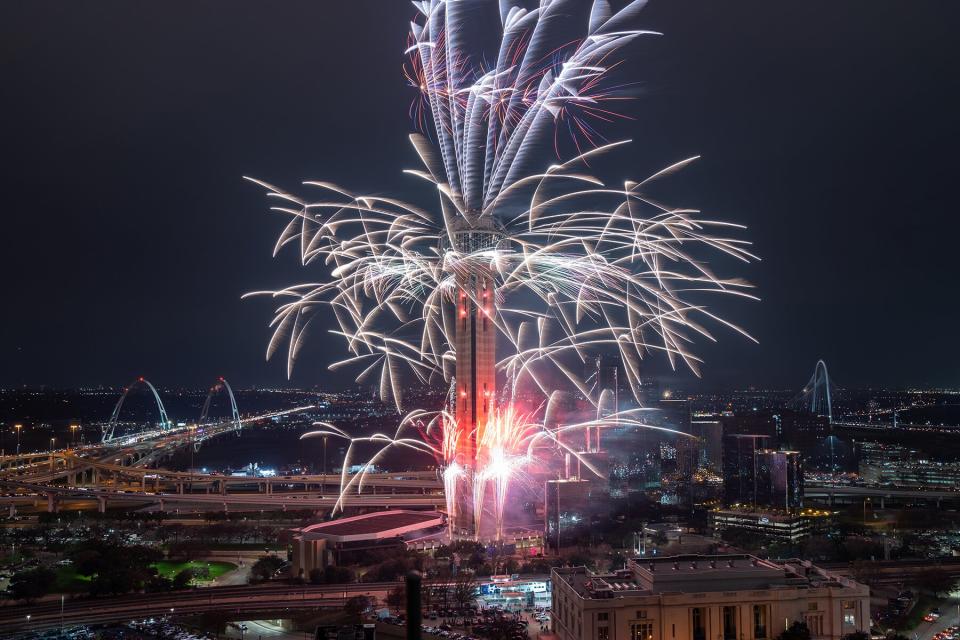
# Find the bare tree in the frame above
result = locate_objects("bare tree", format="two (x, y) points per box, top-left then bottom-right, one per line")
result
(452, 572), (478, 610)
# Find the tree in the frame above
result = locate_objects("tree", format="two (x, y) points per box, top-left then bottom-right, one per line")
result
(68, 541), (161, 596)
(386, 583), (406, 611)
(167, 540), (204, 561)
(914, 567), (959, 596)
(310, 565), (355, 584)
(90, 565), (141, 596)
(522, 557), (558, 575)
(250, 555), (286, 582)
(173, 569), (195, 590)
(9, 567), (56, 603)
(345, 595), (372, 617)
(452, 572), (478, 610)
(146, 575), (174, 592)
(777, 621), (811, 640)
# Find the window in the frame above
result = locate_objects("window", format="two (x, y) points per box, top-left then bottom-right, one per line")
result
(805, 615), (823, 637)
(753, 605), (768, 639)
(599, 628), (610, 640)
(692, 608), (706, 640)
(722, 606), (737, 640)
(808, 602), (818, 611)
(636, 610), (648, 619)
(631, 622), (654, 640)
(843, 601), (856, 627)
(598, 613), (609, 622)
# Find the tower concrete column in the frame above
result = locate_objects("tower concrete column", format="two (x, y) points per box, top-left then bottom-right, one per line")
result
(449, 216), (500, 539)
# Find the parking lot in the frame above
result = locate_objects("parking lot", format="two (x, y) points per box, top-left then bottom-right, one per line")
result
(381, 604), (552, 640)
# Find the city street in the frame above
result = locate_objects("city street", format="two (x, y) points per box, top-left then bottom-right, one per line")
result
(916, 596), (960, 640)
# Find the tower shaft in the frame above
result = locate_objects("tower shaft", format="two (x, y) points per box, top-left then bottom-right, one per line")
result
(446, 216), (502, 540)
(453, 271), (496, 537)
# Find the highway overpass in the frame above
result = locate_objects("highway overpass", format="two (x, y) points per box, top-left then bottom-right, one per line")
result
(805, 483), (960, 506)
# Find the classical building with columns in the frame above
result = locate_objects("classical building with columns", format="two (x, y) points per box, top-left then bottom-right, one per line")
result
(552, 554), (869, 640)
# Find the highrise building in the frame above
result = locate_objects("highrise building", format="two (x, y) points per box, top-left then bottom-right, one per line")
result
(545, 478), (604, 553)
(589, 354), (620, 452)
(756, 449), (803, 510)
(693, 419), (723, 471)
(721, 434), (770, 506)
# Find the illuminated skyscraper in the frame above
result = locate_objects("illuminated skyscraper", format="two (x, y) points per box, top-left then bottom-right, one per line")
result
(449, 217), (501, 537)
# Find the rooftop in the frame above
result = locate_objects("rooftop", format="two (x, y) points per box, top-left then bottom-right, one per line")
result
(554, 554), (863, 599)
(297, 510), (444, 542)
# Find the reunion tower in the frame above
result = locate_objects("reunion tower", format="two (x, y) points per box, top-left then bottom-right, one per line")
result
(448, 215), (502, 539)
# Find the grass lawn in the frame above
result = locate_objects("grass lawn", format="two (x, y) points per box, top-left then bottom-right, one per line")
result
(152, 560), (237, 583)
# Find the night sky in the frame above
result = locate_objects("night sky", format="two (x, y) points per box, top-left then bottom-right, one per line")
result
(2, 1), (958, 391)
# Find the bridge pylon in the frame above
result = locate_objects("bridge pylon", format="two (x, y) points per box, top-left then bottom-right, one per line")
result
(102, 377), (171, 443)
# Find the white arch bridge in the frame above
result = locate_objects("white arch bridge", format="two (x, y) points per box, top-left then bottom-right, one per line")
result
(99, 376), (243, 446)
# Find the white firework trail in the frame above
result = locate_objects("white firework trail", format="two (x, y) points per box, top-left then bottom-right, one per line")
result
(246, 0), (757, 538)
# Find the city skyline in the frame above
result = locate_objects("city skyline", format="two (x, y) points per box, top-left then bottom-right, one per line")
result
(2, 1), (959, 391)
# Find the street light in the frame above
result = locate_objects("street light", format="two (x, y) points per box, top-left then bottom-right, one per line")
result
(14, 424), (22, 455)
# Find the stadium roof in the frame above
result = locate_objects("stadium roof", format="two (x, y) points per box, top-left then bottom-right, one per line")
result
(297, 510), (444, 543)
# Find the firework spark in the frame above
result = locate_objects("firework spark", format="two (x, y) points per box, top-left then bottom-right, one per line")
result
(247, 0), (756, 540)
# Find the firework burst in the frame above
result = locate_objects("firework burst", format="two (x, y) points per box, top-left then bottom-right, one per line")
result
(247, 0), (756, 540)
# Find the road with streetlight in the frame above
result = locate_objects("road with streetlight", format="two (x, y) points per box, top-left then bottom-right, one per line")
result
(0, 581), (398, 633)
(916, 595), (960, 640)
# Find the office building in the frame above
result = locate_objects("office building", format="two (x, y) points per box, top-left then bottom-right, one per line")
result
(708, 507), (832, 544)
(552, 554), (869, 640)
(545, 478), (605, 552)
(694, 419), (723, 471)
(756, 449), (803, 510)
(722, 434), (770, 506)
